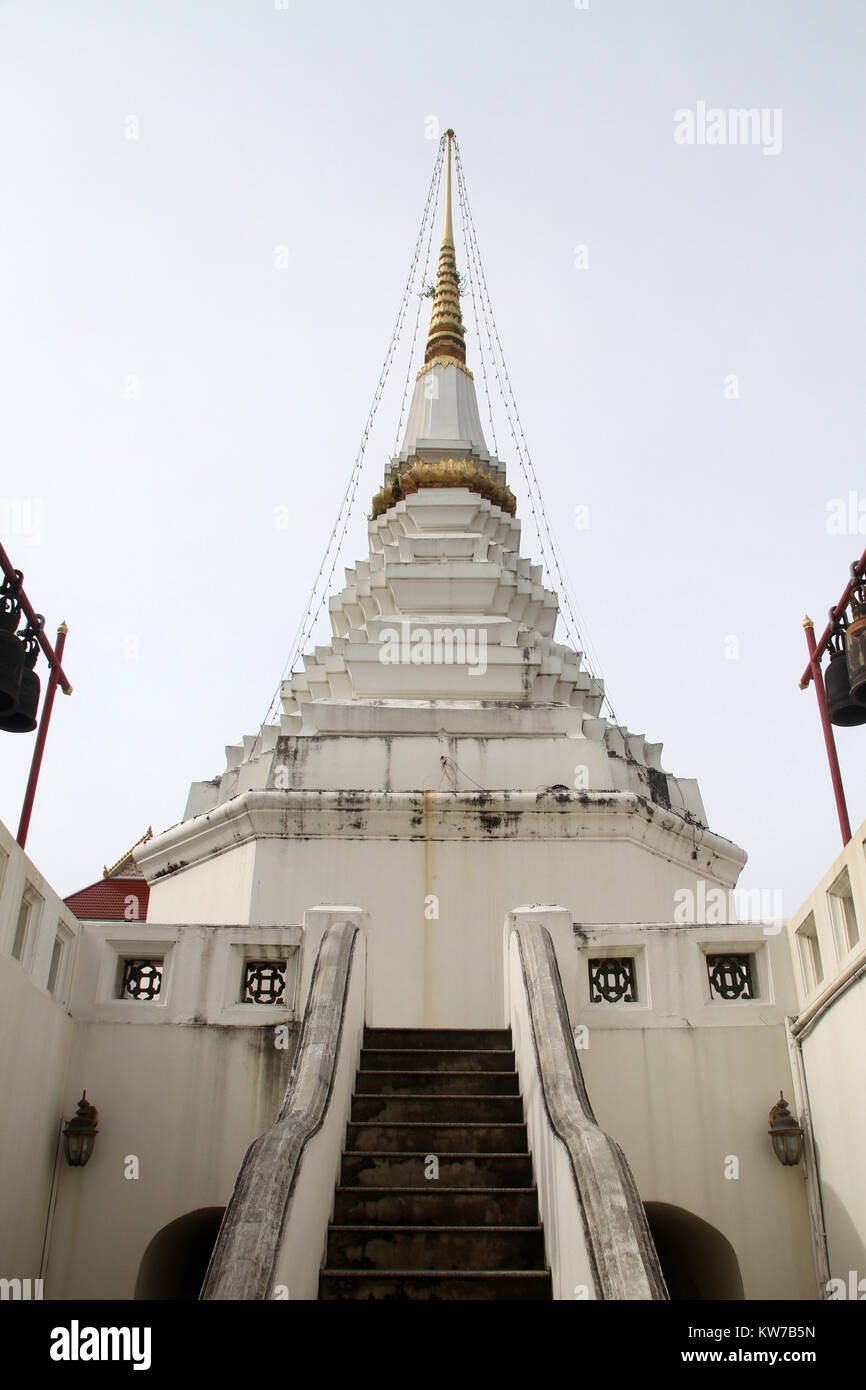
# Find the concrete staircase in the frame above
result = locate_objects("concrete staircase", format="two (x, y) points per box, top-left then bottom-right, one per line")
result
(319, 1026), (552, 1299)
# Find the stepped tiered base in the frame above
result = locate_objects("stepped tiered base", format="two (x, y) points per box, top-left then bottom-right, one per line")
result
(319, 1027), (552, 1300)
(176, 485), (710, 829)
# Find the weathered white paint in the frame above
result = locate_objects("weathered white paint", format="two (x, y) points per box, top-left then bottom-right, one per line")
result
(0, 856), (309, 1298)
(788, 816), (866, 1293)
(505, 910), (662, 1300)
(0, 821), (80, 1281)
(509, 936), (593, 1299)
(45, 1015), (293, 1299)
(570, 918), (815, 1299)
(140, 788), (742, 1027)
(271, 915), (367, 1300)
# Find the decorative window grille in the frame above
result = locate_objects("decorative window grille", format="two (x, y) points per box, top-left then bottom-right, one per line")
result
(706, 954), (754, 1001)
(589, 957), (637, 1003)
(121, 959), (163, 1001)
(242, 960), (288, 1005)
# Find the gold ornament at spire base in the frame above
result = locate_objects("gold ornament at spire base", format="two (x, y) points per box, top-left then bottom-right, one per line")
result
(416, 357), (473, 381)
(424, 129), (466, 368)
(371, 459), (516, 519)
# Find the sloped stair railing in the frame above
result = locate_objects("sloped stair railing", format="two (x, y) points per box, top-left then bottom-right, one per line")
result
(505, 909), (668, 1300)
(201, 914), (367, 1300)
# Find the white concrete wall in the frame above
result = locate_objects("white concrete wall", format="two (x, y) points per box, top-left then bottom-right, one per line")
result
(45, 1016), (294, 1299)
(0, 818), (322, 1301)
(43, 918), (308, 1298)
(145, 838), (255, 926)
(143, 791), (744, 1029)
(796, 983), (866, 1284)
(254, 731), (655, 798)
(0, 820), (81, 1284)
(786, 814), (866, 1014)
(568, 920), (816, 1299)
(788, 815), (866, 1292)
(139, 792), (816, 1299)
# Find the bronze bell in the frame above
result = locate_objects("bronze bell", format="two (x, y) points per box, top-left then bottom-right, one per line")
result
(0, 630), (25, 714)
(846, 570), (866, 707)
(0, 665), (40, 733)
(0, 616), (42, 734)
(0, 574), (25, 715)
(826, 646), (866, 727)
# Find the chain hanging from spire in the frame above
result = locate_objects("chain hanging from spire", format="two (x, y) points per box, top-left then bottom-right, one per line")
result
(452, 134), (618, 725)
(256, 137), (447, 731)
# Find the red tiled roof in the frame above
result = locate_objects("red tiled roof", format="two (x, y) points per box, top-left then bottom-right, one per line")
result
(64, 877), (150, 922)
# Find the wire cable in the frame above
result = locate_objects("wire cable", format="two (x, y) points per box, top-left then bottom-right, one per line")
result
(454, 136), (620, 727)
(254, 137), (448, 741)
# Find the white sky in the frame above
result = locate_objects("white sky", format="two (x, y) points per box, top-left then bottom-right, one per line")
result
(1, 0), (864, 914)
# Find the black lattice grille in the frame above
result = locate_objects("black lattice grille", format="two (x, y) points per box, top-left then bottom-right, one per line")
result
(121, 959), (163, 1001)
(707, 954), (754, 1001)
(242, 960), (287, 1005)
(589, 957), (637, 1003)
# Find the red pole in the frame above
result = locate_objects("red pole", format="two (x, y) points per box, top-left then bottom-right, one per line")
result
(17, 623), (68, 850)
(802, 616), (851, 847)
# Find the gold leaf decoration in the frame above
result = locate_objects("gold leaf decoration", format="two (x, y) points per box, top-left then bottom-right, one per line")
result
(371, 460), (517, 519)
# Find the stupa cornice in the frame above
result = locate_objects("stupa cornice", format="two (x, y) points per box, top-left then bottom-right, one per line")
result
(138, 787), (744, 891)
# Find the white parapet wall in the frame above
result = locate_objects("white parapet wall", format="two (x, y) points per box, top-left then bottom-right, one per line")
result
(553, 911), (816, 1298)
(1, 811), (342, 1300)
(43, 917), (305, 1299)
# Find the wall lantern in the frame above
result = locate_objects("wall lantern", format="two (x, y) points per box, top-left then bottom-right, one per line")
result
(768, 1092), (803, 1167)
(63, 1092), (99, 1168)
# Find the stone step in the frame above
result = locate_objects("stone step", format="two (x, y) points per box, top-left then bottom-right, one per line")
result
(340, 1151), (535, 1189)
(332, 1186), (541, 1227)
(346, 1122), (528, 1154)
(322, 1273), (553, 1301)
(363, 1027), (512, 1051)
(351, 1094), (524, 1124)
(355, 1069), (520, 1097)
(321, 1023), (549, 1300)
(319, 1270), (552, 1301)
(360, 1048), (516, 1073)
(324, 1224), (547, 1272)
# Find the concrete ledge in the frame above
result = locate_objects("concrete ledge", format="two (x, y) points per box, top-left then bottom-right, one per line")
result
(506, 907), (667, 1300)
(138, 788), (745, 887)
(200, 913), (366, 1300)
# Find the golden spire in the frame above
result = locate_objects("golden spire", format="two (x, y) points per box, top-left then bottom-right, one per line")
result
(424, 129), (466, 367)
